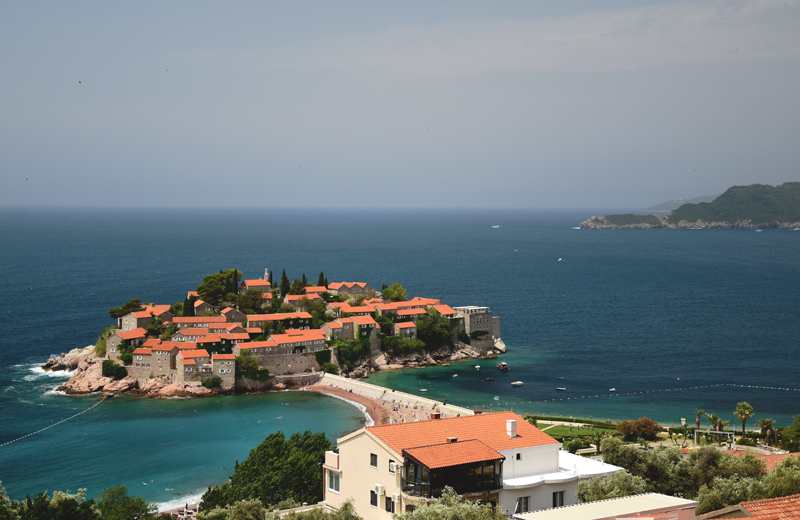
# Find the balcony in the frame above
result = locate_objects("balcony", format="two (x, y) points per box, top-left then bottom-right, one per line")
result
(401, 474), (501, 498)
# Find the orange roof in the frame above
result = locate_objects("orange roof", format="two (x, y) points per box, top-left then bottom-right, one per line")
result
(236, 340), (276, 350)
(173, 316), (227, 324)
(132, 348), (152, 355)
(143, 339), (161, 347)
(366, 412), (558, 455)
(195, 336), (222, 344)
(324, 321), (343, 329)
(350, 315), (377, 326)
(409, 297), (441, 305)
(433, 304), (458, 317)
(328, 302), (349, 309)
(178, 358), (196, 366)
(176, 343), (198, 350)
(329, 281), (368, 290)
(395, 321), (417, 329)
(374, 303), (399, 311)
(151, 343), (178, 352)
(246, 312), (312, 321)
(246, 327), (262, 334)
(175, 328), (209, 337)
(213, 353), (236, 360)
(397, 308), (426, 316)
(194, 299), (208, 308)
(346, 305), (375, 314)
(304, 286), (327, 293)
(244, 279), (271, 287)
(187, 291), (198, 298)
(221, 332), (250, 340)
(727, 450), (800, 472)
(180, 349), (210, 359)
(404, 439), (504, 469)
(117, 328), (147, 340)
(132, 305), (172, 319)
(285, 294), (320, 302)
(741, 493), (800, 519)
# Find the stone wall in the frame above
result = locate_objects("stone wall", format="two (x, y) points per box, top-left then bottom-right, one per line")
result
(235, 372), (319, 392)
(259, 352), (322, 375)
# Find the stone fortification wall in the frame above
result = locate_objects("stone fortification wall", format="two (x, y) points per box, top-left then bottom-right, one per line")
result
(235, 372), (319, 392)
(260, 352), (321, 375)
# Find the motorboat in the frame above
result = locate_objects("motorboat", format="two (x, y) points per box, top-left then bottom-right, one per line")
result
(497, 362), (509, 371)
(557, 376), (564, 380)
(475, 365), (481, 370)
(609, 388), (616, 392)
(420, 389), (428, 392)
(485, 377), (495, 381)
(556, 387), (567, 391)
(492, 225), (500, 228)
(510, 381), (524, 386)
(493, 396), (499, 400)
(452, 374), (458, 378)
(441, 363), (450, 367)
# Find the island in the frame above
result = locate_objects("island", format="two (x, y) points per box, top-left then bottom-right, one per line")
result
(581, 182), (800, 229)
(43, 270), (505, 398)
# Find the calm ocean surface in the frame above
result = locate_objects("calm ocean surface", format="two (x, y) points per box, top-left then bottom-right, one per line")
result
(1, 207), (799, 504)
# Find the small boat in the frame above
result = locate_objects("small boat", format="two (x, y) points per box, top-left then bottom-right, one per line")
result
(557, 376), (564, 380)
(609, 388), (616, 392)
(558, 258), (563, 262)
(486, 377), (495, 381)
(452, 374), (458, 378)
(420, 389), (428, 392)
(492, 225), (500, 228)
(497, 362), (509, 371)
(493, 396), (499, 400)
(510, 381), (524, 386)
(756, 229), (763, 232)
(475, 365), (481, 370)
(556, 387), (567, 391)
(441, 363), (450, 367)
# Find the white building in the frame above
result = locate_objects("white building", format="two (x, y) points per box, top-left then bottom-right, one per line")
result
(322, 411), (621, 519)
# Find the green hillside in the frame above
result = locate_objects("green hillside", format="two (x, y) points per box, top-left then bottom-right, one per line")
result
(669, 182), (800, 224)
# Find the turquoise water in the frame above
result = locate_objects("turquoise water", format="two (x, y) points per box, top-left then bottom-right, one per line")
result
(1, 207), (799, 503)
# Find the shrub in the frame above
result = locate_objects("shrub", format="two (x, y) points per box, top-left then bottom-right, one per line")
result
(320, 362), (339, 374)
(101, 360), (128, 380)
(567, 438), (584, 453)
(314, 349), (332, 365)
(202, 376), (222, 388)
(618, 417), (663, 441)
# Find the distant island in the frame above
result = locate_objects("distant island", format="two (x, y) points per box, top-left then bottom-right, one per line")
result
(581, 182), (800, 229)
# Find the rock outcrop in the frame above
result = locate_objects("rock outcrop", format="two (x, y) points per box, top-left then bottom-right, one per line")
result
(42, 345), (95, 372)
(371, 343), (497, 372)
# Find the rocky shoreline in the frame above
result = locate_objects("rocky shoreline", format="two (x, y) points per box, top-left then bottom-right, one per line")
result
(42, 340), (506, 399)
(580, 215), (800, 229)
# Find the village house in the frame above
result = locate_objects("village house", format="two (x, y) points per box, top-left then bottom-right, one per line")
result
(246, 312), (312, 330)
(193, 299), (218, 315)
(120, 305), (173, 331)
(175, 349), (211, 383)
(321, 320), (351, 342)
(221, 307), (246, 323)
(327, 282), (376, 298)
(396, 308), (427, 323)
(239, 278), (272, 294)
(173, 316), (227, 329)
(171, 327), (210, 343)
(283, 293), (322, 310)
(304, 286), (327, 294)
(211, 353), (236, 390)
(322, 412), (621, 519)
(394, 321), (417, 338)
(106, 327), (147, 362)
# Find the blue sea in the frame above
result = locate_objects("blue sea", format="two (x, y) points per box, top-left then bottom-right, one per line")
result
(1, 206), (799, 506)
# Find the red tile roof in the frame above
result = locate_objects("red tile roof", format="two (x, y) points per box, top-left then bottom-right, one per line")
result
(131, 305), (172, 319)
(350, 315), (377, 326)
(404, 439), (504, 469)
(304, 286), (327, 293)
(246, 312), (312, 321)
(324, 321), (343, 329)
(132, 348), (152, 355)
(143, 339), (161, 347)
(117, 328), (147, 340)
(178, 358), (196, 366)
(213, 354), (236, 360)
(346, 305), (376, 314)
(329, 282), (368, 290)
(195, 336), (222, 344)
(366, 412), (558, 455)
(395, 321), (417, 329)
(397, 308), (426, 316)
(243, 279), (271, 287)
(285, 294), (321, 302)
(187, 291), (198, 298)
(246, 327), (262, 334)
(742, 493), (800, 519)
(727, 450), (800, 472)
(268, 331), (326, 345)
(175, 328), (209, 337)
(173, 316), (227, 324)
(433, 304), (458, 317)
(236, 340), (277, 350)
(176, 343), (198, 350)
(180, 349), (210, 359)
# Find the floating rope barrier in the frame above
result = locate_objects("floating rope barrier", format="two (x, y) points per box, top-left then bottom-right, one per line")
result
(470, 383), (800, 409)
(0, 397), (106, 447)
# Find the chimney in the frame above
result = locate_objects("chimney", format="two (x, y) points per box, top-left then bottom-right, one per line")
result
(507, 419), (517, 438)
(446, 437), (458, 444)
(431, 411), (441, 420)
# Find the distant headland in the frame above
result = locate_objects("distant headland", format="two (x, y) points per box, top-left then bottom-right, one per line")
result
(581, 182), (800, 229)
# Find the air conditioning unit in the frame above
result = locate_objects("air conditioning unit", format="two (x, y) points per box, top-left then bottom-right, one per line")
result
(375, 484), (385, 496)
(389, 462), (399, 473)
(391, 493), (400, 503)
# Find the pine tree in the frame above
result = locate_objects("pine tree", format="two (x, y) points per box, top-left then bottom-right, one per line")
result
(280, 270), (290, 296)
(317, 272), (325, 286)
(302, 273), (307, 286)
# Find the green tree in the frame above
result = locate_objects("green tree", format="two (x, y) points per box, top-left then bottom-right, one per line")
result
(695, 408), (704, 431)
(763, 455), (800, 497)
(236, 350), (260, 372)
(169, 301), (184, 317)
(734, 402), (754, 436)
(757, 418), (776, 446)
(616, 417), (662, 441)
(393, 486), (505, 520)
(108, 298), (144, 319)
(695, 476), (766, 515)
(288, 279), (305, 295)
(200, 431), (334, 512)
(317, 272), (325, 287)
(280, 270), (290, 297)
(416, 308), (454, 351)
(197, 270), (241, 306)
(381, 283), (407, 302)
(203, 376), (223, 388)
(95, 485), (155, 520)
(576, 470), (647, 503)
(238, 290), (265, 315)
(102, 360), (128, 380)
(198, 498), (267, 520)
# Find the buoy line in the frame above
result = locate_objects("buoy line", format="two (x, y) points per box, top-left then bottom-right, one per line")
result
(470, 383), (800, 408)
(0, 397), (106, 447)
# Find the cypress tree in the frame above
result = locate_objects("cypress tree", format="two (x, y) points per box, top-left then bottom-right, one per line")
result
(280, 270), (290, 296)
(302, 273), (307, 286)
(317, 272), (325, 286)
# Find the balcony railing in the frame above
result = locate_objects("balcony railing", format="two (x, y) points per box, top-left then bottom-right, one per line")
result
(402, 475), (501, 498)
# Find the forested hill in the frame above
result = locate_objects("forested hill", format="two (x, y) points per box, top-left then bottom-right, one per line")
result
(581, 182), (800, 229)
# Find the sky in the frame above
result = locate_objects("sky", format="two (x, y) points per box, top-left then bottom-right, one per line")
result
(2, 0), (799, 209)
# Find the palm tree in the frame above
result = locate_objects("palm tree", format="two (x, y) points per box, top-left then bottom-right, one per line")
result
(705, 413), (720, 442)
(695, 409), (704, 430)
(757, 418), (776, 446)
(734, 402), (755, 437)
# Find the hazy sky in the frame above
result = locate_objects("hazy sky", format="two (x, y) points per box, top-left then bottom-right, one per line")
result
(2, 1), (799, 209)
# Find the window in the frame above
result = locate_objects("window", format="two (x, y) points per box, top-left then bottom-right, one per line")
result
(385, 496), (395, 513)
(370, 453), (378, 468)
(388, 459), (395, 474)
(553, 491), (564, 508)
(516, 453), (521, 460)
(516, 496), (529, 513)
(328, 471), (339, 492)
(370, 490), (378, 507)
